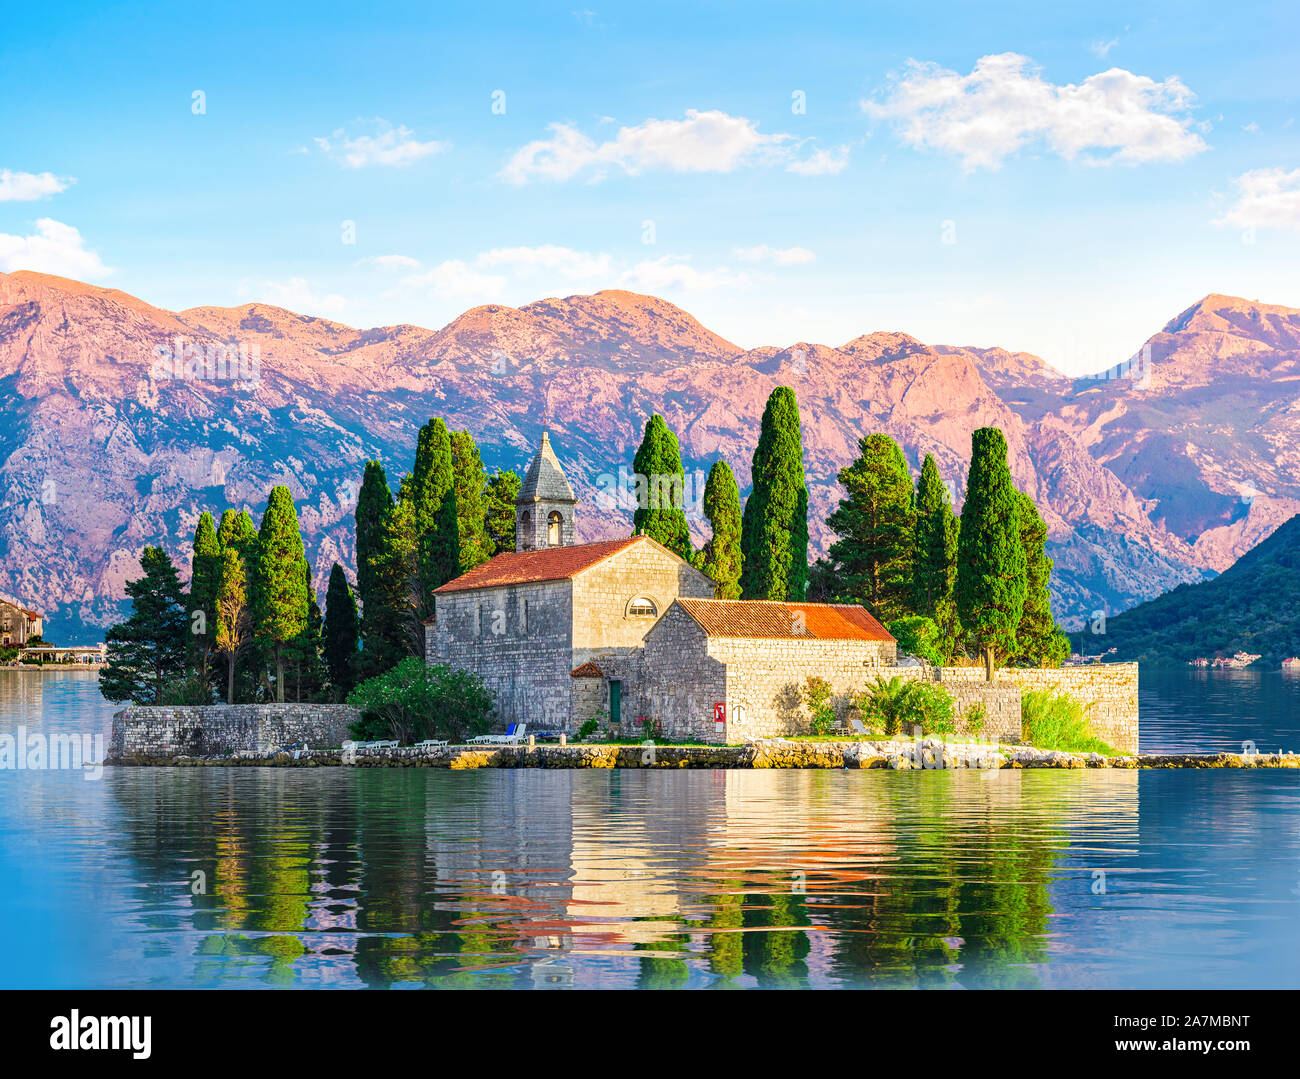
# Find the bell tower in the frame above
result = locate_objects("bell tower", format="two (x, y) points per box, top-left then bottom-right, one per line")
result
(516, 431), (578, 550)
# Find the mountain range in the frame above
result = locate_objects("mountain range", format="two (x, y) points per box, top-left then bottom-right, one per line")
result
(2, 269), (1297, 644)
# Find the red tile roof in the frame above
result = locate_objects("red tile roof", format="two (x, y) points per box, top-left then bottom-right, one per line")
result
(434, 536), (644, 594)
(570, 661), (604, 678)
(673, 599), (894, 642)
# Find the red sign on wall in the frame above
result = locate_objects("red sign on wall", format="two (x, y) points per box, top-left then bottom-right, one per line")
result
(713, 702), (726, 723)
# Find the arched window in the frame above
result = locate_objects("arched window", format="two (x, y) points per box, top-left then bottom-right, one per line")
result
(627, 596), (657, 617)
(548, 511), (562, 546)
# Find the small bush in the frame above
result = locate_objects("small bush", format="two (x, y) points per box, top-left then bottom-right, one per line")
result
(576, 717), (600, 741)
(855, 676), (955, 737)
(802, 676), (837, 735)
(886, 616), (946, 666)
(1021, 689), (1117, 755)
(347, 658), (495, 744)
(963, 701), (987, 735)
(636, 715), (664, 740)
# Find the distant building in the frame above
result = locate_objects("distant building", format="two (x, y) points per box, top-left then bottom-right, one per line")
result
(425, 433), (897, 742)
(0, 594), (44, 646)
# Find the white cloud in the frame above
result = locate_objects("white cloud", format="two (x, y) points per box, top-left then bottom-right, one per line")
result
(500, 109), (838, 183)
(0, 170), (72, 201)
(401, 261), (507, 302)
(314, 120), (448, 168)
(0, 218), (110, 278)
(246, 277), (349, 318)
(733, 245), (815, 265)
(476, 245), (614, 279)
(1243, 121), (1260, 132)
(1091, 38), (1119, 59)
(618, 255), (746, 293)
(358, 254), (421, 270)
(785, 145), (850, 175)
(862, 53), (1206, 170)
(1215, 167), (1300, 232)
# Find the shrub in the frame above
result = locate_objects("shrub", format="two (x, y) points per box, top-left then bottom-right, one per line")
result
(886, 615), (946, 666)
(802, 676), (837, 735)
(855, 675), (955, 736)
(576, 717), (600, 741)
(1021, 689), (1117, 755)
(963, 701), (987, 735)
(636, 715), (664, 740)
(347, 657), (495, 744)
(161, 673), (215, 705)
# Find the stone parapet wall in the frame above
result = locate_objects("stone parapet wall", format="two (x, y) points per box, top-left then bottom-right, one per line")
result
(109, 703), (359, 759)
(935, 662), (1139, 753)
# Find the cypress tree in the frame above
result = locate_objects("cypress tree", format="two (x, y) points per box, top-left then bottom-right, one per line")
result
(824, 433), (916, 622)
(187, 511), (221, 686)
(912, 454), (961, 657)
(253, 485), (310, 702)
(323, 562), (361, 700)
(631, 414), (692, 559)
(484, 469), (521, 554)
(373, 490), (422, 662)
(740, 387), (809, 600)
(1008, 491), (1069, 667)
(410, 418), (460, 606)
(99, 546), (188, 704)
(450, 429), (493, 572)
(956, 427), (1027, 679)
(291, 561), (326, 702)
(700, 460), (743, 599)
(216, 509), (259, 703)
(355, 460), (397, 672)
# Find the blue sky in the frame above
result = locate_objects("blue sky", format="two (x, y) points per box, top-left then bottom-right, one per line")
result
(2, 0), (1298, 373)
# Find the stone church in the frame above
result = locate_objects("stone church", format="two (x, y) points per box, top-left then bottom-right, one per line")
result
(426, 433), (897, 743)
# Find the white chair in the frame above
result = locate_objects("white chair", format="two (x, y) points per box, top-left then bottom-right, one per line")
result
(850, 719), (870, 736)
(414, 738), (449, 747)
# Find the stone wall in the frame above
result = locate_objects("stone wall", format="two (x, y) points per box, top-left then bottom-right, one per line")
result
(936, 663), (1139, 753)
(641, 605), (727, 741)
(428, 579), (574, 729)
(110, 703), (358, 759)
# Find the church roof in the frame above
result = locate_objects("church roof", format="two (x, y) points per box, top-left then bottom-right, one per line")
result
(516, 431), (576, 505)
(672, 599), (894, 642)
(433, 536), (643, 594)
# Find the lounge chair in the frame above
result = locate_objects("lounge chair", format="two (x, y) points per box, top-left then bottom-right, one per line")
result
(849, 719), (870, 736)
(469, 723), (527, 745)
(414, 738), (449, 747)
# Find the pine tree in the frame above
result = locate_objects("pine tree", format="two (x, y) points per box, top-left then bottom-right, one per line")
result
(253, 485), (310, 702)
(631, 414), (692, 559)
(450, 429), (493, 572)
(484, 469), (521, 554)
(700, 460), (743, 599)
(912, 454), (961, 657)
(372, 490), (423, 661)
(956, 427), (1027, 679)
(1008, 491), (1069, 667)
(824, 433), (916, 621)
(740, 387), (809, 600)
(323, 562), (361, 700)
(99, 546), (188, 704)
(187, 511), (221, 687)
(410, 418), (460, 608)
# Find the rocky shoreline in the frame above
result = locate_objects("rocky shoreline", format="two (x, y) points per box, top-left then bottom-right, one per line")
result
(105, 737), (1300, 771)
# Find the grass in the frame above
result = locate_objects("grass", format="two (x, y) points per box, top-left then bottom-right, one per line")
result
(1021, 689), (1118, 755)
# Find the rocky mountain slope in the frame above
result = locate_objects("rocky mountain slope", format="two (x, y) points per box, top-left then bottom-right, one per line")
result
(3, 270), (1287, 642)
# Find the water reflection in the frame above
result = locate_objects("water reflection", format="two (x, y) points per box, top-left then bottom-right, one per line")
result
(95, 768), (1149, 989)
(3, 670), (1298, 990)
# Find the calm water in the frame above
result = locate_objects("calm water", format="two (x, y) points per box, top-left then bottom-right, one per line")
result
(0, 668), (1297, 989)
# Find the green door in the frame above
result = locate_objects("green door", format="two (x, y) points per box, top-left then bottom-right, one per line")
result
(609, 680), (622, 724)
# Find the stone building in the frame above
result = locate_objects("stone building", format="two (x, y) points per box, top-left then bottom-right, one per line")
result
(425, 433), (900, 742)
(0, 594), (43, 646)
